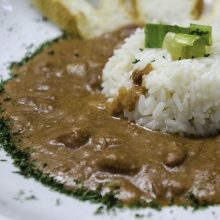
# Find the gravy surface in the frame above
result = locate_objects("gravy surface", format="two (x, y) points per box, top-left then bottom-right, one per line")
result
(2, 26), (220, 206)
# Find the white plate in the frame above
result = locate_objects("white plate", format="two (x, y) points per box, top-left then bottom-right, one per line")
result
(0, 0), (219, 220)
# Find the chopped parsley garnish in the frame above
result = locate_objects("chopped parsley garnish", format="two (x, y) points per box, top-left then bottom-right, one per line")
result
(199, 185), (204, 190)
(42, 163), (47, 168)
(135, 214), (144, 218)
(147, 212), (153, 217)
(47, 50), (54, 55)
(42, 16), (48, 21)
(0, 80), (8, 93)
(0, 109), (5, 113)
(132, 59), (140, 64)
(27, 44), (34, 49)
(94, 206), (104, 214)
(25, 195), (37, 200)
(17, 138), (22, 143)
(4, 97), (10, 101)
(56, 198), (61, 206)
(185, 191), (214, 210)
(74, 179), (83, 184)
(18, 190), (24, 195)
(150, 200), (161, 210)
(13, 190), (24, 200)
(8, 31), (69, 70)
(204, 54), (210, 57)
(168, 197), (174, 206)
(0, 159), (7, 162)
(108, 182), (120, 190)
(131, 199), (147, 209)
(12, 130), (20, 135)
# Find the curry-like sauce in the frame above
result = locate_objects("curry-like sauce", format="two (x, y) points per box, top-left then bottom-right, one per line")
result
(2, 26), (220, 207)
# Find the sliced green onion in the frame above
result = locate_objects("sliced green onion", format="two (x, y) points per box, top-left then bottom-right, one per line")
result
(145, 23), (212, 48)
(145, 23), (187, 48)
(162, 32), (206, 60)
(188, 24), (212, 46)
(162, 32), (182, 60)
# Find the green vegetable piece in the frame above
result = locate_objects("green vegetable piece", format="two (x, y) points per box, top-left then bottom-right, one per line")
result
(162, 32), (206, 60)
(145, 23), (212, 48)
(145, 23), (188, 48)
(188, 24), (212, 46)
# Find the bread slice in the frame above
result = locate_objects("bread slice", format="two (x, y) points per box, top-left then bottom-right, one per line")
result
(30, 0), (204, 39)
(199, 0), (220, 26)
(133, 0), (204, 24)
(30, 0), (136, 39)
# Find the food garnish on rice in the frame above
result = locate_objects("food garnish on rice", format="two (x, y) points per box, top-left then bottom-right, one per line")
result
(102, 23), (220, 137)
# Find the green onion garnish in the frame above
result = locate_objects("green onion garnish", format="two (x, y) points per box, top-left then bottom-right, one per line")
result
(144, 23), (212, 60)
(188, 24), (212, 45)
(162, 32), (206, 60)
(145, 23), (212, 48)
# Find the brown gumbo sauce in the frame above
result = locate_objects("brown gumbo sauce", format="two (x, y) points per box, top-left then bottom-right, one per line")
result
(2, 26), (220, 207)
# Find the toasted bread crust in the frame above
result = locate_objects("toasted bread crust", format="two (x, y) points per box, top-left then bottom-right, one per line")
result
(30, 0), (205, 39)
(30, 0), (79, 35)
(199, 0), (220, 25)
(191, 0), (204, 19)
(133, 0), (204, 25)
(31, 0), (136, 38)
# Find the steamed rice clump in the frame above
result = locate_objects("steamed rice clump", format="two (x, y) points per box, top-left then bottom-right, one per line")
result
(101, 26), (220, 137)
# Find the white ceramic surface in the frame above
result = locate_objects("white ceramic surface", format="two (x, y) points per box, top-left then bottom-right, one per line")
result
(0, 0), (219, 220)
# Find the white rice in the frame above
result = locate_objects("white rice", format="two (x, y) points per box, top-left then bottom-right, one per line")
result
(101, 24), (220, 137)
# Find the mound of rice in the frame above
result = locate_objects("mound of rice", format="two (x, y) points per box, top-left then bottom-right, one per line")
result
(102, 25), (220, 137)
